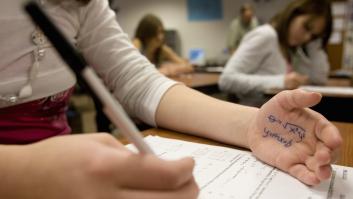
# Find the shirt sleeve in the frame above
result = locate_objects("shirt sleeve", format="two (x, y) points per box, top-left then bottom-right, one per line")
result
(76, 0), (177, 126)
(227, 19), (240, 50)
(294, 40), (330, 85)
(219, 28), (284, 95)
(252, 17), (259, 28)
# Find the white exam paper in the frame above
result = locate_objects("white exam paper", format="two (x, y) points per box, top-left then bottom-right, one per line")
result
(128, 136), (353, 199)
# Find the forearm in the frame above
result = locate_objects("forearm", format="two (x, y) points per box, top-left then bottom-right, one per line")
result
(219, 72), (285, 95)
(0, 145), (29, 199)
(298, 42), (329, 85)
(155, 85), (258, 148)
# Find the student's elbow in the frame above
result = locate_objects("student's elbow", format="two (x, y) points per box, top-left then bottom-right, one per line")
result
(218, 73), (230, 93)
(219, 62), (242, 94)
(218, 72), (242, 95)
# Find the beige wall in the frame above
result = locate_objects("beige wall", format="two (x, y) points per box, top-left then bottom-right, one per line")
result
(115, 0), (292, 61)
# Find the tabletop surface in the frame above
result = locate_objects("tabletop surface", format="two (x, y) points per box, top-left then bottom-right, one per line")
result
(129, 121), (353, 167)
(264, 78), (353, 97)
(171, 73), (220, 88)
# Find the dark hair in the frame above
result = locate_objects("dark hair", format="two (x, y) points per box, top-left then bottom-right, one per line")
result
(47, 0), (91, 6)
(271, 0), (332, 49)
(135, 14), (164, 47)
(135, 14), (164, 65)
(74, 0), (91, 4)
(240, 3), (254, 14)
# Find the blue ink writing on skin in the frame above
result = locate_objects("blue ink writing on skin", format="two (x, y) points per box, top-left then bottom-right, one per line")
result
(264, 114), (307, 147)
(283, 122), (305, 142)
(267, 115), (282, 125)
(266, 115), (306, 144)
(263, 127), (293, 147)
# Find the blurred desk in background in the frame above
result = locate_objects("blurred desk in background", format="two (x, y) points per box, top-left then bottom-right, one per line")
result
(265, 78), (353, 123)
(327, 77), (352, 87)
(329, 69), (353, 80)
(171, 73), (220, 95)
(194, 66), (224, 73)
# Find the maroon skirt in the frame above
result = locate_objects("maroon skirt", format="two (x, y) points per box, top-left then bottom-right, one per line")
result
(0, 88), (74, 144)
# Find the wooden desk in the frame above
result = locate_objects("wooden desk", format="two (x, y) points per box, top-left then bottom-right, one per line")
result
(171, 73), (220, 87)
(327, 78), (352, 87)
(138, 121), (353, 167)
(305, 82), (353, 122)
(171, 73), (220, 94)
(265, 78), (352, 97)
(264, 78), (353, 123)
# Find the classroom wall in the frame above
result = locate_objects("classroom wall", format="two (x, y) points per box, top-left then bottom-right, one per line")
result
(115, 0), (292, 62)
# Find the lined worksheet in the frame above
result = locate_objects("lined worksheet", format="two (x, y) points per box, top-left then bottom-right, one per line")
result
(127, 136), (353, 199)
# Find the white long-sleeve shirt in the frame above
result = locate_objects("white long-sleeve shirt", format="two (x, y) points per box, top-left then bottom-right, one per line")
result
(0, 0), (176, 126)
(219, 24), (330, 97)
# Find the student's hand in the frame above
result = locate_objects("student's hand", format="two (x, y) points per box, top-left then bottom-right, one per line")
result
(284, 72), (309, 89)
(247, 89), (342, 185)
(6, 134), (199, 199)
(159, 64), (178, 77)
(159, 66), (171, 76)
(182, 63), (194, 73)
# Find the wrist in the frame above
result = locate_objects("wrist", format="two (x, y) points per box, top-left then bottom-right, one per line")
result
(228, 104), (259, 149)
(244, 107), (259, 149)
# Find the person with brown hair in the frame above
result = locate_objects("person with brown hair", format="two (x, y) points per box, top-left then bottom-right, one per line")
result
(133, 14), (193, 77)
(220, 0), (332, 106)
(0, 0), (341, 198)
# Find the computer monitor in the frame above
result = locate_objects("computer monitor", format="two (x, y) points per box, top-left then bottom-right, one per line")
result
(189, 48), (205, 66)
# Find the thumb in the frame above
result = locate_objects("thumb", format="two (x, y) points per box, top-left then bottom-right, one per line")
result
(276, 89), (322, 111)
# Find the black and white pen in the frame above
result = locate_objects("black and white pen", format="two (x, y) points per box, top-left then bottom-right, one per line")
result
(24, 1), (154, 154)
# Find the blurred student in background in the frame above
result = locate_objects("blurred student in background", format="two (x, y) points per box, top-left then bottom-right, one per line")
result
(227, 3), (259, 54)
(95, 14), (195, 132)
(220, 0), (332, 106)
(133, 14), (193, 77)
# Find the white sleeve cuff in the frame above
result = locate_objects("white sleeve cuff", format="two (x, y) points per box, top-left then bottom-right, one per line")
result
(139, 78), (178, 127)
(266, 75), (285, 90)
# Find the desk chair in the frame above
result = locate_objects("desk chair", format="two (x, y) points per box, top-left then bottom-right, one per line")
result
(93, 98), (152, 133)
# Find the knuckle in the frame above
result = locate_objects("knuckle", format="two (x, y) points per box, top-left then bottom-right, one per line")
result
(161, 169), (182, 188)
(279, 89), (291, 96)
(98, 133), (116, 143)
(84, 149), (116, 177)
